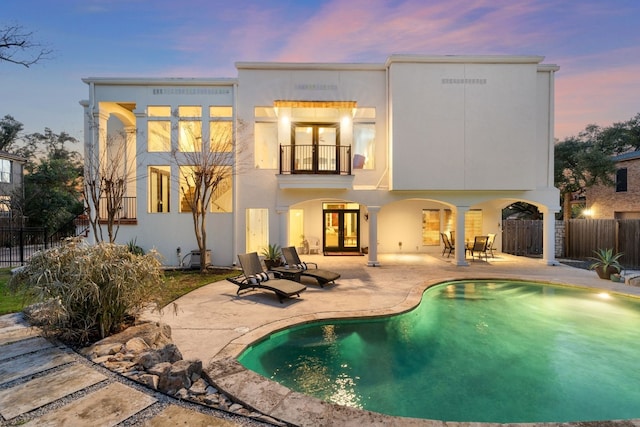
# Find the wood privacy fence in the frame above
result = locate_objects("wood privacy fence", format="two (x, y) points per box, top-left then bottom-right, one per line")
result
(502, 219), (640, 268)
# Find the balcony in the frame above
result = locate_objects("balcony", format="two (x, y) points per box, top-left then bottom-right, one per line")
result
(277, 145), (355, 189)
(99, 196), (137, 223)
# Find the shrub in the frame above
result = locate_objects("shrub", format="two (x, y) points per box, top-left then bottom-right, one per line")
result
(9, 239), (165, 345)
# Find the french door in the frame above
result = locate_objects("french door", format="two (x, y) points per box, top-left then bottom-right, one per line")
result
(323, 208), (360, 252)
(292, 123), (339, 173)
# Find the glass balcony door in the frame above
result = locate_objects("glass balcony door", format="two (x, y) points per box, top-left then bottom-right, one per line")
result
(292, 123), (339, 174)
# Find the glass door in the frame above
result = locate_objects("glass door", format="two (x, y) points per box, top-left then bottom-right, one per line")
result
(323, 208), (360, 252)
(292, 123), (339, 173)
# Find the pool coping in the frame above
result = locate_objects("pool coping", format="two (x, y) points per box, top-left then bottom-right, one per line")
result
(204, 273), (640, 426)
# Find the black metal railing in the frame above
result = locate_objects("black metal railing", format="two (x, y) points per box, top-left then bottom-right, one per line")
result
(99, 196), (137, 220)
(279, 145), (351, 175)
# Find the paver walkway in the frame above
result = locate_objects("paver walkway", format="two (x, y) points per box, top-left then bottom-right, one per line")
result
(0, 313), (265, 426)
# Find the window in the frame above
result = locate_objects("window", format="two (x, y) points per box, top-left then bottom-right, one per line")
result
(180, 166), (233, 213)
(465, 210), (483, 242)
(0, 195), (11, 217)
(210, 106), (233, 118)
(210, 121), (233, 152)
(246, 208), (269, 254)
(616, 168), (628, 192)
(148, 106), (171, 117)
(148, 121), (171, 152)
(211, 167), (233, 213)
(254, 122), (278, 169)
(149, 166), (170, 213)
(179, 106), (202, 152)
(353, 123), (375, 169)
(421, 210), (441, 246)
(0, 159), (11, 183)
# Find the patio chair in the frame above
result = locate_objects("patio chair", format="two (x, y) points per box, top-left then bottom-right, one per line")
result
(227, 252), (306, 303)
(486, 233), (496, 258)
(441, 232), (455, 257)
(281, 246), (341, 287)
(468, 235), (489, 261)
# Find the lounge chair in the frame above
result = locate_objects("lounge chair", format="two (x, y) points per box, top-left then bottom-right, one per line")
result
(281, 246), (340, 287)
(468, 235), (489, 261)
(441, 232), (455, 257)
(227, 252), (306, 303)
(486, 233), (496, 258)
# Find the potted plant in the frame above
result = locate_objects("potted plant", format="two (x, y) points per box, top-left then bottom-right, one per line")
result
(588, 248), (624, 280)
(261, 243), (283, 270)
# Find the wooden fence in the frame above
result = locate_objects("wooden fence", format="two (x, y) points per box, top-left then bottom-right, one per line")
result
(502, 219), (640, 268)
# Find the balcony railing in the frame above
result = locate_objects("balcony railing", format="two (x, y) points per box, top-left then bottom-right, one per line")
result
(99, 196), (137, 221)
(279, 144), (351, 175)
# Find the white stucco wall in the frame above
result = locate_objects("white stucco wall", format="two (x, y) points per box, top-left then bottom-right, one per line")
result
(388, 57), (542, 191)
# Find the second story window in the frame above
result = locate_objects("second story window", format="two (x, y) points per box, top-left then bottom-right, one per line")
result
(148, 106), (171, 152)
(179, 106), (202, 152)
(616, 168), (627, 192)
(0, 159), (11, 183)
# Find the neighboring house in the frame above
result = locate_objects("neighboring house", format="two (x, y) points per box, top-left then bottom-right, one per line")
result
(586, 151), (640, 219)
(0, 151), (27, 226)
(81, 54), (560, 267)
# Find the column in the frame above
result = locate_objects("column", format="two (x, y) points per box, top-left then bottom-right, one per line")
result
(454, 205), (470, 266)
(366, 206), (381, 267)
(541, 206), (560, 265)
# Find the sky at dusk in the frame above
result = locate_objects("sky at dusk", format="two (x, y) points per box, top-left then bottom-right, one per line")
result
(2, 0), (639, 143)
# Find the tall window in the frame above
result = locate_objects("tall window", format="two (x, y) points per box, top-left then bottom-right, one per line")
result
(0, 159), (11, 183)
(179, 106), (202, 152)
(149, 166), (170, 213)
(353, 107), (375, 170)
(246, 208), (269, 254)
(616, 168), (628, 192)
(211, 168), (233, 213)
(210, 106), (233, 153)
(148, 106), (171, 152)
(421, 209), (441, 246)
(254, 122), (278, 169)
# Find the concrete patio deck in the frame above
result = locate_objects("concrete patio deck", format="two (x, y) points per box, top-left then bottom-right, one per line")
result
(141, 252), (640, 426)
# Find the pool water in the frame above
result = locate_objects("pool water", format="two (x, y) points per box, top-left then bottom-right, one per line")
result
(238, 281), (640, 423)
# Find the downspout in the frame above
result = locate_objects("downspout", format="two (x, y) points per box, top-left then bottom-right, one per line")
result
(232, 80), (239, 265)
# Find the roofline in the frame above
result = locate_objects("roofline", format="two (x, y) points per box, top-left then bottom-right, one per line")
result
(0, 151), (28, 163)
(82, 77), (237, 86)
(385, 54), (547, 66)
(235, 62), (385, 71)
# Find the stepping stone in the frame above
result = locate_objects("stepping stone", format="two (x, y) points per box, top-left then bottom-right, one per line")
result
(0, 326), (41, 345)
(22, 382), (156, 427)
(0, 364), (107, 420)
(142, 404), (242, 426)
(0, 346), (75, 385)
(0, 336), (53, 361)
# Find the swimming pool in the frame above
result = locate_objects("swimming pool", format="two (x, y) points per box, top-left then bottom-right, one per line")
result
(238, 280), (640, 423)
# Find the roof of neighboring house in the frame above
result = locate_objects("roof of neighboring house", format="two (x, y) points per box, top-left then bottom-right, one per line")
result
(0, 151), (28, 164)
(613, 151), (640, 163)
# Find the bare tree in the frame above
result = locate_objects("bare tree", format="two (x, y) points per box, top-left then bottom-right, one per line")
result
(84, 129), (137, 243)
(173, 118), (242, 271)
(0, 24), (52, 67)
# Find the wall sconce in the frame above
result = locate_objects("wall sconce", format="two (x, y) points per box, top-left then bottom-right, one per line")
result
(364, 213), (369, 221)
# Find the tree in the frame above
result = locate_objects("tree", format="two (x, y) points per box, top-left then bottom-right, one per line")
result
(84, 129), (137, 243)
(0, 115), (23, 152)
(555, 126), (617, 222)
(173, 119), (239, 272)
(0, 24), (52, 67)
(18, 129), (84, 233)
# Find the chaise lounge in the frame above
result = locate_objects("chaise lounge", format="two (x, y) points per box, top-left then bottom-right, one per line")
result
(281, 246), (341, 287)
(227, 252), (306, 303)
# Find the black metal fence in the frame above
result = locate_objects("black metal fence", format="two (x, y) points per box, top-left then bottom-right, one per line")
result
(0, 216), (90, 267)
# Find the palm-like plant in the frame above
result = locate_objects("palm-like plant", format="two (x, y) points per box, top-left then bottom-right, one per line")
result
(588, 248), (623, 279)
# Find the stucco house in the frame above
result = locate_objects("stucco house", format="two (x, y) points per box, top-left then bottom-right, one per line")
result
(0, 151), (27, 225)
(81, 54), (560, 267)
(586, 151), (640, 219)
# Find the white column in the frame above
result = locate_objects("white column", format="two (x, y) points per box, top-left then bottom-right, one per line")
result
(541, 206), (559, 265)
(454, 206), (470, 266)
(276, 206), (288, 249)
(366, 206), (381, 267)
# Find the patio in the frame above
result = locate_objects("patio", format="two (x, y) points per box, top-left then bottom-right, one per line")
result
(141, 252), (640, 426)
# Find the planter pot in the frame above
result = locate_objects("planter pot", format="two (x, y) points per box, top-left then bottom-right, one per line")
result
(595, 265), (618, 280)
(264, 259), (282, 270)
